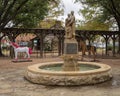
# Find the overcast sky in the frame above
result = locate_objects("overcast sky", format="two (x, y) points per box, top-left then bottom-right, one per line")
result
(58, 0), (83, 21)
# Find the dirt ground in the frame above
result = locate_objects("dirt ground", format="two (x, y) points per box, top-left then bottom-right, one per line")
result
(0, 56), (120, 96)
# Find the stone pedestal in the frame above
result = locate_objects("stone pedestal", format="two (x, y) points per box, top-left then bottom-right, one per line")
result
(62, 39), (79, 71)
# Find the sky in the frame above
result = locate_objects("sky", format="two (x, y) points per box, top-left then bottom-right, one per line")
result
(58, 0), (83, 21)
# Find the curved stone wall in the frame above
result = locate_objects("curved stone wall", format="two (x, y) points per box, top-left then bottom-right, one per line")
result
(25, 62), (112, 86)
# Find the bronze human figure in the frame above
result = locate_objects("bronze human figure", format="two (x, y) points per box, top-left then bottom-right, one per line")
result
(65, 11), (75, 40)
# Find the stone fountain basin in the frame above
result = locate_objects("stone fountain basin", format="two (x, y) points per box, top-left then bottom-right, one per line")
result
(25, 61), (112, 86)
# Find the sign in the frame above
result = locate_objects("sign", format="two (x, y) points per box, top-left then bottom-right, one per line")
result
(64, 43), (77, 54)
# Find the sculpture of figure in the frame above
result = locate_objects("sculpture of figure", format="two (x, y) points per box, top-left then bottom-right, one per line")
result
(65, 14), (72, 39)
(65, 11), (75, 39)
(70, 11), (75, 39)
(9, 41), (32, 60)
(79, 39), (96, 61)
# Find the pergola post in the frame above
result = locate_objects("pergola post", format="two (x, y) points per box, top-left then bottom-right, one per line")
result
(118, 34), (120, 54)
(112, 35), (116, 56)
(40, 32), (44, 58)
(58, 35), (62, 56)
(61, 34), (64, 55)
(104, 35), (109, 56)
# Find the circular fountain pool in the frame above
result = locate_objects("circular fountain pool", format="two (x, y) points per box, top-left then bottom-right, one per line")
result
(25, 61), (112, 86)
(40, 63), (100, 71)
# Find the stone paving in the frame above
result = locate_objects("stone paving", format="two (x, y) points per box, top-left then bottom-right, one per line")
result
(0, 56), (120, 96)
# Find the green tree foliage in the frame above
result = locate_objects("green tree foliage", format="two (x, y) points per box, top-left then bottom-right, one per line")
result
(75, 0), (120, 30)
(39, 19), (56, 28)
(77, 20), (110, 31)
(13, 0), (63, 28)
(46, 0), (64, 19)
(0, 0), (29, 28)
(12, 0), (49, 28)
(0, 0), (63, 28)
(38, 19), (63, 29)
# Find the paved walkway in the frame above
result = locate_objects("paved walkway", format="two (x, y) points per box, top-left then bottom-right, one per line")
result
(0, 56), (120, 96)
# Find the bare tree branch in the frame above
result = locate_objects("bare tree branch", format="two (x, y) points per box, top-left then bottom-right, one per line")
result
(0, 0), (29, 28)
(0, 0), (17, 24)
(0, 0), (9, 17)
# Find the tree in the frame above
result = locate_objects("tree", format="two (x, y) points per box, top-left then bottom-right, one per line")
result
(75, 0), (120, 31)
(46, 0), (64, 19)
(77, 19), (110, 31)
(12, 0), (63, 28)
(0, 0), (63, 28)
(12, 0), (49, 28)
(0, 0), (29, 29)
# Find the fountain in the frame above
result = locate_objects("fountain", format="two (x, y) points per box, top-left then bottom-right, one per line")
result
(25, 11), (112, 85)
